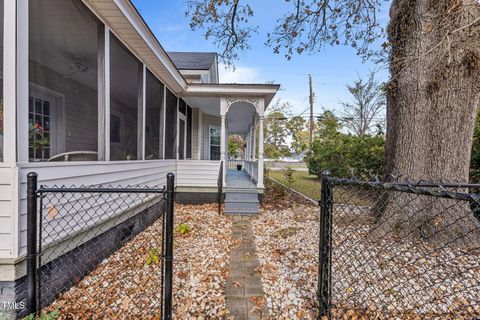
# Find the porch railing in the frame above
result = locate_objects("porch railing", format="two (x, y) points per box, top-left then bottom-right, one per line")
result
(228, 160), (244, 170)
(217, 161), (223, 214)
(244, 160), (258, 183)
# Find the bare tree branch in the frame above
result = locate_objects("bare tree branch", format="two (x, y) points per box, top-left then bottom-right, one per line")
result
(186, 0), (257, 67)
(341, 71), (386, 136)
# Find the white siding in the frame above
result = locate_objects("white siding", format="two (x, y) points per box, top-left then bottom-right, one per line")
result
(0, 165), (16, 258)
(17, 160), (175, 256)
(176, 160), (220, 187)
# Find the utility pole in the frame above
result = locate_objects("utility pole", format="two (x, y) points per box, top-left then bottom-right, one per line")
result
(309, 74), (314, 149)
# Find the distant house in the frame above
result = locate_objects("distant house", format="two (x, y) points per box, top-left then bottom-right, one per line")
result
(0, 0), (279, 313)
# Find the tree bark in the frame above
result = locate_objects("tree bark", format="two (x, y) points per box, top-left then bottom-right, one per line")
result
(385, 0), (480, 182)
(377, 0), (480, 245)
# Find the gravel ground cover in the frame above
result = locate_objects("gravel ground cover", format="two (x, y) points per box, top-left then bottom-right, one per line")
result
(253, 187), (320, 320)
(254, 183), (480, 320)
(330, 205), (480, 320)
(44, 204), (232, 319)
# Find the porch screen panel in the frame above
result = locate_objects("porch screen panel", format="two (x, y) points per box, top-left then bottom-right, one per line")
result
(186, 106), (192, 159)
(110, 34), (142, 161)
(29, 0), (102, 161)
(0, 0), (3, 161)
(179, 99), (187, 116)
(145, 70), (164, 160)
(179, 119), (185, 160)
(165, 89), (177, 159)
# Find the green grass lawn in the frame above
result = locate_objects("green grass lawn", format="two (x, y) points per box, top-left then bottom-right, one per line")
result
(269, 170), (321, 200)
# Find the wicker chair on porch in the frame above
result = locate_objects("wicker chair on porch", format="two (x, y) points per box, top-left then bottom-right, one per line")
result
(47, 151), (98, 162)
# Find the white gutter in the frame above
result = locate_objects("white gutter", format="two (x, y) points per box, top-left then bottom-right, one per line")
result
(113, 0), (188, 91)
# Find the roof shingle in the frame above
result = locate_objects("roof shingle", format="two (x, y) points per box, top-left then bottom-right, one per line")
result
(167, 51), (217, 70)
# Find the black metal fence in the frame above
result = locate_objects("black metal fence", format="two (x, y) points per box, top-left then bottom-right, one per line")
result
(318, 171), (480, 319)
(26, 172), (175, 320)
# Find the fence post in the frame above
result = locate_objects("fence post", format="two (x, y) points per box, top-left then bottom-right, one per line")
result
(163, 173), (175, 320)
(318, 170), (332, 319)
(26, 172), (38, 315)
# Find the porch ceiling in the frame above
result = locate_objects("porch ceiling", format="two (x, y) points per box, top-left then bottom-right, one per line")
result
(182, 83), (280, 134)
(183, 83), (280, 107)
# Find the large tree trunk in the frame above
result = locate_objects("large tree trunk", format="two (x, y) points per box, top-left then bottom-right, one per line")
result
(385, 0), (480, 182)
(377, 0), (480, 245)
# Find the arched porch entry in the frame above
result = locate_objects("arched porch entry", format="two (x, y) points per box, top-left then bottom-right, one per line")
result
(220, 98), (265, 190)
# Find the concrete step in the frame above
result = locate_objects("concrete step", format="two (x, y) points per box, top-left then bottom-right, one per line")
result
(224, 191), (260, 215)
(224, 206), (259, 215)
(224, 201), (259, 212)
(225, 187), (259, 193)
(225, 193), (259, 203)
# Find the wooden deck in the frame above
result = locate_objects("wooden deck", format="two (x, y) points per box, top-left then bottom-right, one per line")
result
(226, 170), (256, 189)
(224, 170), (259, 214)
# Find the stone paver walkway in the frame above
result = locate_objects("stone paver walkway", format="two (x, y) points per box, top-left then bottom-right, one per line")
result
(226, 216), (268, 319)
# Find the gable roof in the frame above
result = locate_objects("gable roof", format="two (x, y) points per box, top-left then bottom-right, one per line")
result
(167, 51), (217, 70)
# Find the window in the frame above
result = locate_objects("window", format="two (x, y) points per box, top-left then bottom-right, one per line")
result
(109, 34), (142, 161)
(179, 99), (187, 116)
(28, 96), (55, 160)
(145, 70), (164, 160)
(165, 89), (177, 159)
(209, 126), (221, 160)
(29, 0), (102, 161)
(179, 117), (185, 160)
(186, 106), (192, 159)
(110, 114), (121, 144)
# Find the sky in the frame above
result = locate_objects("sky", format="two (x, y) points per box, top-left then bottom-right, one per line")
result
(131, 0), (391, 118)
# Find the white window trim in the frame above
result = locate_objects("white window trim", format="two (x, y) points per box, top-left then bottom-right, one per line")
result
(208, 124), (221, 161)
(29, 84), (66, 158)
(178, 111), (186, 160)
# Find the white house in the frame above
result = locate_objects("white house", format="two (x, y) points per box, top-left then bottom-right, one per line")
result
(0, 0), (279, 314)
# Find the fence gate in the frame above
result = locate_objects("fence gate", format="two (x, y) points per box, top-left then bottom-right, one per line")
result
(26, 172), (175, 320)
(318, 171), (480, 319)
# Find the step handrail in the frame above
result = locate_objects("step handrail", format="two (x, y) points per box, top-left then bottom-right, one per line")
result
(217, 161), (224, 214)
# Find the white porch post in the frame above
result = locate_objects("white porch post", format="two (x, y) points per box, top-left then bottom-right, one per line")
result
(104, 27), (111, 161)
(9, 0), (29, 163)
(245, 132), (250, 160)
(257, 99), (265, 189)
(3, 0), (20, 163)
(248, 128), (252, 159)
(220, 98), (227, 184)
(252, 117), (257, 160)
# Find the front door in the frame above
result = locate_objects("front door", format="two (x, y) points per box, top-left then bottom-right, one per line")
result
(209, 126), (221, 160)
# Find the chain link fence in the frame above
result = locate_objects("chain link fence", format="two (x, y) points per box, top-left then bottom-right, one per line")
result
(318, 172), (480, 319)
(26, 172), (175, 320)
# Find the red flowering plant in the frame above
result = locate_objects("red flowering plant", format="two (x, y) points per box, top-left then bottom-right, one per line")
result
(29, 121), (49, 150)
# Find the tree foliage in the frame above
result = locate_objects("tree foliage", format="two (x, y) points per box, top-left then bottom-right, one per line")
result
(306, 110), (384, 178)
(287, 116), (308, 154)
(341, 72), (386, 136)
(186, 0), (257, 64)
(316, 110), (340, 138)
(264, 100), (292, 158)
(186, 0), (388, 65)
(228, 134), (244, 158)
(265, 111), (290, 158)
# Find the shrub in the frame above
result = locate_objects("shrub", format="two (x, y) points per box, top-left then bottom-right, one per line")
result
(283, 167), (295, 188)
(306, 134), (384, 179)
(175, 223), (191, 235)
